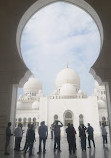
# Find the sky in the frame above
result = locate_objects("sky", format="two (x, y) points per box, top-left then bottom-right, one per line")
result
(20, 2), (100, 96)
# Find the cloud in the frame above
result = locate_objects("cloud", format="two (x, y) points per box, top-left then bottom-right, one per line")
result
(20, 2), (100, 96)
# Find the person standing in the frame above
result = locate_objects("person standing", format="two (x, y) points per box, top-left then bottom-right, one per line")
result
(71, 124), (77, 150)
(37, 121), (48, 154)
(23, 123), (31, 151)
(24, 124), (35, 156)
(101, 123), (108, 146)
(52, 120), (63, 152)
(50, 125), (53, 139)
(78, 124), (82, 138)
(14, 124), (22, 151)
(87, 123), (95, 148)
(79, 124), (87, 151)
(66, 123), (76, 155)
(4, 122), (13, 155)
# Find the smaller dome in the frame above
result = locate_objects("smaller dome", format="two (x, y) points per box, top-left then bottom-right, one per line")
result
(60, 83), (76, 96)
(94, 81), (99, 88)
(52, 90), (58, 95)
(32, 101), (39, 109)
(98, 100), (106, 109)
(38, 90), (43, 94)
(78, 90), (84, 95)
(23, 78), (42, 93)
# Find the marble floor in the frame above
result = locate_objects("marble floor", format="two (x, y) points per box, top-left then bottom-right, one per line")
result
(3, 136), (111, 158)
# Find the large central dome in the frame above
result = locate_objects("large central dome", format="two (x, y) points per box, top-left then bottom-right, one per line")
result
(56, 67), (80, 89)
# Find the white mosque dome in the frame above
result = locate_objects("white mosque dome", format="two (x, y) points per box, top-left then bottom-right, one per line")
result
(52, 90), (58, 95)
(98, 100), (106, 109)
(60, 83), (76, 96)
(23, 78), (42, 93)
(78, 89), (84, 95)
(38, 90), (43, 94)
(56, 67), (80, 89)
(94, 81), (99, 88)
(32, 101), (39, 109)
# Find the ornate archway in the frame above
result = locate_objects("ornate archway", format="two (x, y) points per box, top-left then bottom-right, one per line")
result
(63, 110), (73, 126)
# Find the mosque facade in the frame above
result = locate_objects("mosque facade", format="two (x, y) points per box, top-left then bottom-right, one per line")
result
(16, 67), (108, 134)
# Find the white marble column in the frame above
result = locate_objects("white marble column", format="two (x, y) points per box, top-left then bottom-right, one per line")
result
(105, 82), (111, 143)
(9, 84), (18, 149)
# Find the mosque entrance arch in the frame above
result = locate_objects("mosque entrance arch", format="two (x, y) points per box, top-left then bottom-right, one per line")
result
(64, 110), (73, 126)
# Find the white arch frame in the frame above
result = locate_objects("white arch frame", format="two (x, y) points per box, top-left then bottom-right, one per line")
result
(16, 0), (103, 60)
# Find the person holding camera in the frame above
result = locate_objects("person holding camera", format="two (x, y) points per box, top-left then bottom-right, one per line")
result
(52, 120), (63, 152)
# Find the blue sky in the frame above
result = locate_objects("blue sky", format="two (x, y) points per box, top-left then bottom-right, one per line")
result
(20, 2), (100, 96)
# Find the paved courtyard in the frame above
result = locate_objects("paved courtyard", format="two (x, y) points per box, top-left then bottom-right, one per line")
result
(3, 135), (111, 158)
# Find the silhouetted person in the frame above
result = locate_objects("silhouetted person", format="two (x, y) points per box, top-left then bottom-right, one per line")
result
(14, 124), (22, 151)
(101, 123), (108, 146)
(79, 124), (87, 151)
(37, 121), (48, 154)
(5, 122), (13, 155)
(50, 125), (53, 139)
(66, 123), (76, 155)
(78, 124), (82, 138)
(87, 123), (95, 148)
(23, 123), (31, 151)
(24, 124), (35, 156)
(52, 120), (63, 152)
(71, 124), (77, 150)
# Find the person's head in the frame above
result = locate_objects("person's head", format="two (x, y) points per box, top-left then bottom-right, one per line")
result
(71, 124), (73, 127)
(82, 124), (84, 128)
(28, 123), (31, 128)
(18, 123), (21, 127)
(41, 121), (45, 126)
(8, 122), (11, 127)
(67, 123), (70, 127)
(88, 123), (90, 127)
(30, 124), (34, 129)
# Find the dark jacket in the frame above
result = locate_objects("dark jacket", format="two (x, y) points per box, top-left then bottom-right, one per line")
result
(38, 125), (48, 139)
(66, 127), (76, 143)
(6, 127), (11, 140)
(27, 129), (35, 142)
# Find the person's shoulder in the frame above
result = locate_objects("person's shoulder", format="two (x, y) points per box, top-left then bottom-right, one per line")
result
(44, 125), (47, 128)
(6, 127), (9, 130)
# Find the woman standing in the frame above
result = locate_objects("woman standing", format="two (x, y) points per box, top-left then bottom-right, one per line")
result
(79, 124), (87, 151)
(66, 123), (76, 155)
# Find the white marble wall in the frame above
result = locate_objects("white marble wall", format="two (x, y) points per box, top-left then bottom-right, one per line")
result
(47, 96), (100, 134)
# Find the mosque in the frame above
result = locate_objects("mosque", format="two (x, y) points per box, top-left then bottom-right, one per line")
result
(16, 66), (108, 134)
